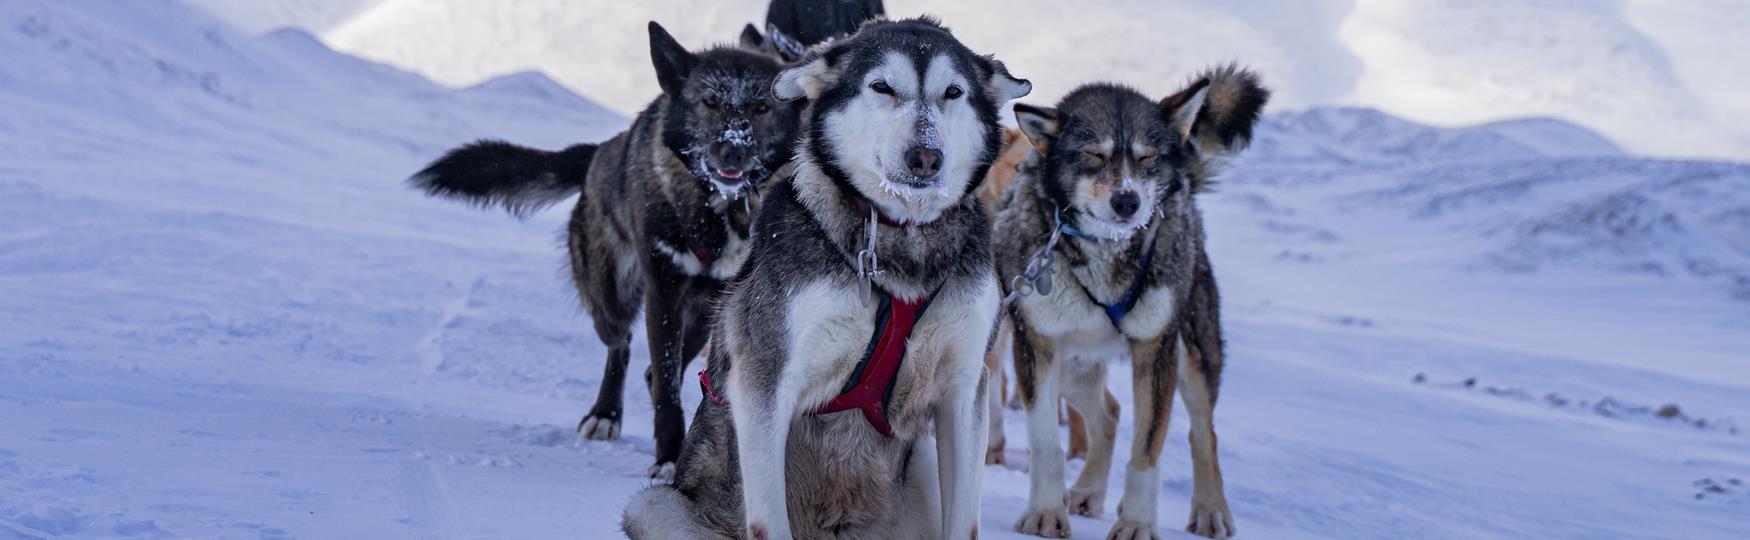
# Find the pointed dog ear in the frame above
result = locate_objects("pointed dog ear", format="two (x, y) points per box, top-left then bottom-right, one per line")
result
(1163, 64), (1271, 157)
(1013, 103), (1060, 153)
(985, 58), (1031, 102)
(739, 23), (765, 51)
(773, 53), (835, 101)
(1162, 78), (1211, 144)
(648, 21), (696, 98)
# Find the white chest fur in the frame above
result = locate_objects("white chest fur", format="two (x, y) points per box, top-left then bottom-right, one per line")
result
(1017, 257), (1175, 360)
(780, 276), (998, 415)
(652, 225), (749, 280)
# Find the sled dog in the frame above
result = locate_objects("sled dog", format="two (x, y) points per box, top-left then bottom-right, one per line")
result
(623, 17), (1030, 539)
(995, 67), (1268, 539)
(409, 22), (800, 479)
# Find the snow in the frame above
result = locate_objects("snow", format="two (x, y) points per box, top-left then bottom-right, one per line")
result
(2, 1), (1748, 539)
(269, 0), (1749, 160)
(178, 0), (383, 35)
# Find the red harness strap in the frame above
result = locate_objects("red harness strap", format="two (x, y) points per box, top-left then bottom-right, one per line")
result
(696, 287), (939, 438)
(808, 288), (936, 437)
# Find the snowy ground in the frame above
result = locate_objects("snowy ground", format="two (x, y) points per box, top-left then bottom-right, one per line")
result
(3, 1), (1749, 539)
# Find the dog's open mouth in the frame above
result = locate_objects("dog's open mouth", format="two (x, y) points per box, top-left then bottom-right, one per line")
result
(708, 174), (754, 200)
(704, 165), (766, 200)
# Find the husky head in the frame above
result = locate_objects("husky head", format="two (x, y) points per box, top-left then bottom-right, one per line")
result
(774, 17), (1031, 224)
(1014, 66), (1270, 240)
(649, 22), (802, 200)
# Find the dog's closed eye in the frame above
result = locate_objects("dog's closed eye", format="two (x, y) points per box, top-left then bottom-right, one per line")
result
(1136, 148), (1159, 167)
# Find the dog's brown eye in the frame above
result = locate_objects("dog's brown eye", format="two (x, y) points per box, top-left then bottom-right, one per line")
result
(1080, 150), (1106, 167)
(753, 101), (771, 114)
(870, 80), (895, 95)
(944, 85), (963, 100)
(702, 95), (721, 109)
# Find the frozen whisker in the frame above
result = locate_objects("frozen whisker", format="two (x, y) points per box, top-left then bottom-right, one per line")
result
(877, 179), (933, 203)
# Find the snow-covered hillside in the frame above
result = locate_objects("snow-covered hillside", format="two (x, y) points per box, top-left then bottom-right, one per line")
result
(279, 0), (1750, 160)
(179, 0), (383, 34)
(2, 0), (1748, 539)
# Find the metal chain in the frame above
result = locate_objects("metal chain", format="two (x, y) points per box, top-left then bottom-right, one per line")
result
(856, 207), (882, 307)
(1001, 208), (1065, 307)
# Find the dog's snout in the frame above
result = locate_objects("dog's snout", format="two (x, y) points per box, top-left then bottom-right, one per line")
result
(726, 117), (751, 131)
(710, 143), (754, 178)
(905, 147), (942, 178)
(716, 144), (748, 164)
(1111, 190), (1141, 218)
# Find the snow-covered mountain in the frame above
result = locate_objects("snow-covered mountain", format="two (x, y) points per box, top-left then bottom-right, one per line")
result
(179, 0), (384, 34)
(267, 0), (1750, 160)
(2, 0), (1747, 538)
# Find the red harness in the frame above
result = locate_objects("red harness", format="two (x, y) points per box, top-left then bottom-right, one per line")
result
(699, 287), (938, 437)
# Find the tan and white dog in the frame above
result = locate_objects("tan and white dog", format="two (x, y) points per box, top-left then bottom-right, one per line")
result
(982, 130), (1117, 467)
(992, 68), (1269, 540)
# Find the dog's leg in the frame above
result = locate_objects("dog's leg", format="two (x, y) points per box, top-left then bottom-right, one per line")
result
(985, 318), (1011, 465)
(1110, 336), (1175, 540)
(728, 353), (801, 540)
(1014, 333), (1071, 538)
(936, 360), (988, 540)
(1060, 360), (1118, 518)
(1179, 328), (1232, 538)
(903, 436), (945, 540)
(1066, 403), (1087, 458)
(641, 271), (694, 481)
(578, 345), (631, 440)
(678, 279), (716, 371)
(577, 243), (641, 442)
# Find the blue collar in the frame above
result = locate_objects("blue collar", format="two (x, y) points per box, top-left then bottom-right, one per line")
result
(1054, 211), (1157, 328)
(1099, 239), (1155, 327)
(1057, 220), (1101, 241)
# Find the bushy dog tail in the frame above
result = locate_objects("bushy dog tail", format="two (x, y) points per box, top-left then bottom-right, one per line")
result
(622, 485), (725, 539)
(408, 140), (596, 218)
(1191, 64), (1270, 156)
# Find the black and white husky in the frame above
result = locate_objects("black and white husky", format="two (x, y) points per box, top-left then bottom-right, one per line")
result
(993, 68), (1268, 540)
(409, 22), (800, 479)
(622, 18), (1030, 540)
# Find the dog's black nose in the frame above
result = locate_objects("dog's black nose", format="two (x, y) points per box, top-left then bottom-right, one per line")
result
(712, 143), (754, 176)
(1112, 190), (1141, 218)
(905, 147), (942, 178)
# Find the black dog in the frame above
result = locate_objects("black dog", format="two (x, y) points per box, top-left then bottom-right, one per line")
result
(410, 22), (799, 479)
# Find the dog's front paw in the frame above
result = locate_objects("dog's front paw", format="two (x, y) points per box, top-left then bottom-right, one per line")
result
(576, 409), (621, 440)
(1185, 496), (1234, 539)
(647, 461), (675, 482)
(1015, 505), (1071, 538)
(1105, 520), (1160, 540)
(1064, 487), (1105, 517)
(985, 436), (1006, 465)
